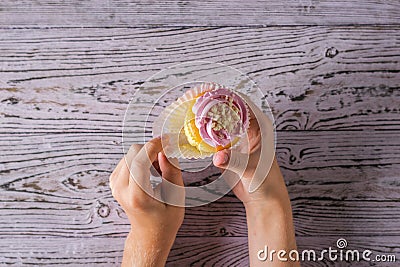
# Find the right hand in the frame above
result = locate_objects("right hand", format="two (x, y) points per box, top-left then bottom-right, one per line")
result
(212, 95), (284, 205)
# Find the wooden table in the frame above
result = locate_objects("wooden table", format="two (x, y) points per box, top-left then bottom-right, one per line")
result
(1, 1), (399, 266)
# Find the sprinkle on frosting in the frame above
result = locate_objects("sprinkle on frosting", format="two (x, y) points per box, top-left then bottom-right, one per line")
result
(192, 88), (249, 147)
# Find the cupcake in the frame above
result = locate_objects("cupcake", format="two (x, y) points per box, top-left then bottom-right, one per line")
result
(153, 82), (250, 159)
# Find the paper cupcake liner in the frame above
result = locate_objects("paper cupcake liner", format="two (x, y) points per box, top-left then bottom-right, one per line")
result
(153, 82), (250, 159)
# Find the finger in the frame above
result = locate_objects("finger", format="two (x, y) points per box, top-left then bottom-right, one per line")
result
(110, 144), (143, 196)
(109, 157), (125, 190)
(128, 137), (164, 197)
(151, 158), (161, 177)
(133, 137), (164, 169)
(158, 152), (183, 186)
(117, 144), (143, 184)
(238, 93), (273, 133)
(237, 93), (276, 193)
(157, 153), (185, 206)
(110, 144), (141, 189)
(213, 149), (250, 178)
(248, 134), (275, 193)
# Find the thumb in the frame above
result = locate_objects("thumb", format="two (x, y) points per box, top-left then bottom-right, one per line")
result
(213, 149), (250, 177)
(158, 152), (183, 186)
(157, 152), (185, 206)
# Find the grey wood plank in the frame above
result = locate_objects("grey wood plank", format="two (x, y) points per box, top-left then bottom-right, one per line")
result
(1, 132), (399, 238)
(1, 82), (399, 132)
(169, 236), (400, 266)
(0, 0), (399, 27)
(1, 27), (399, 132)
(0, 237), (124, 266)
(0, 22), (399, 267)
(1, 27), (398, 89)
(0, 236), (398, 266)
(1, 191), (399, 238)
(1, 132), (400, 179)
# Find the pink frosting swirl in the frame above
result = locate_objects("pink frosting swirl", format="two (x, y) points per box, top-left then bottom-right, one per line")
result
(192, 88), (249, 147)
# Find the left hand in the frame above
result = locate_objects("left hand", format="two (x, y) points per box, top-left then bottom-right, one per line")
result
(109, 136), (185, 266)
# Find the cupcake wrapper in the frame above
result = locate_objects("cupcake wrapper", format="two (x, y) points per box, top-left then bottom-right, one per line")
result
(153, 82), (250, 159)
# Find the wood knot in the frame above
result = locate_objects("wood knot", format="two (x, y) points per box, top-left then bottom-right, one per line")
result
(289, 155), (297, 164)
(97, 204), (110, 218)
(219, 227), (228, 236)
(1, 97), (20, 105)
(325, 47), (339, 58)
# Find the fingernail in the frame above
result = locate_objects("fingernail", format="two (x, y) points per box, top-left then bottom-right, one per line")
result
(224, 153), (229, 164)
(220, 153), (229, 165)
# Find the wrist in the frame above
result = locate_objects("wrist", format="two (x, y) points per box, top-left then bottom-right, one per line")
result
(244, 181), (292, 228)
(127, 228), (176, 251)
(244, 193), (286, 216)
(243, 178), (289, 208)
(245, 189), (298, 266)
(123, 230), (174, 267)
(243, 159), (290, 209)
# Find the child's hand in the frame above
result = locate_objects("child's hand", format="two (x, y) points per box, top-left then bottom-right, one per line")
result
(213, 96), (299, 266)
(212, 94), (281, 206)
(109, 137), (184, 266)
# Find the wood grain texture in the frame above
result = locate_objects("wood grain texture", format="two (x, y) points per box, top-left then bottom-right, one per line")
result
(0, 236), (398, 266)
(1, 27), (399, 133)
(1, 5), (400, 265)
(1, 0), (400, 27)
(1, 131), (399, 239)
(168, 236), (400, 266)
(1, 27), (399, 89)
